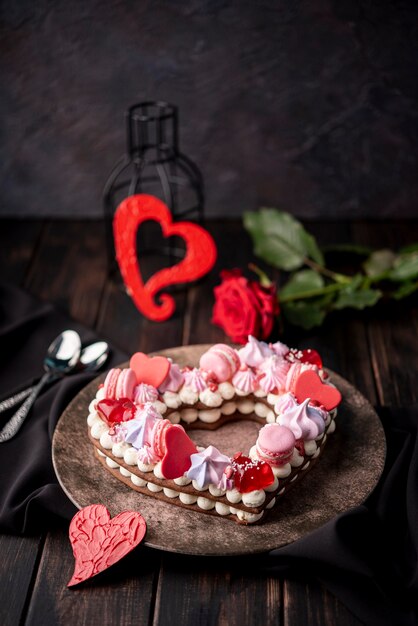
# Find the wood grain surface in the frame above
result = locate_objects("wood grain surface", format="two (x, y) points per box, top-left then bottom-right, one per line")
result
(2, 218), (418, 625)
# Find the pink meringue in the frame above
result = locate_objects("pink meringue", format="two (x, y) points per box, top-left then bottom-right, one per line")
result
(125, 402), (162, 449)
(134, 383), (159, 404)
(186, 445), (231, 488)
(274, 391), (298, 414)
(258, 356), (291, 393)
(159, 363), (185, 393)
(232, 366), (258, 394)
(109, 423), (128, 443)
(270, 341), (290, 357)
(238, 335), (274, 368)
(279, 398), (327, 440)
(137, 443), (160, 465)
(183, 368), (207, 393)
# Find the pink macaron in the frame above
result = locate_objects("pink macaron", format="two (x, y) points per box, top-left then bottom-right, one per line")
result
(151, 419), (171, 459)
(115, 368), (137, 400)
(256, 424), (295, 466)
(103, 368), (121, 399)
(199, 344), (240, 382)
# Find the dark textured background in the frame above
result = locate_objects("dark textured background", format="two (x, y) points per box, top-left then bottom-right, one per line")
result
(1, 0), (418, 219)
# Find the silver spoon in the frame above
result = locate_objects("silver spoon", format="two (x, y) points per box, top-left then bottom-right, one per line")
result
(0, 330), (82, 442)
(76, 341), (109, 372)
(0, 340), (110, 414)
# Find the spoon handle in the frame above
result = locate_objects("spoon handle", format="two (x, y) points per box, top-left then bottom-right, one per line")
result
(0, 387), (33, 413)
(0, 373), (62, 415)
(0, 372), (54, 442)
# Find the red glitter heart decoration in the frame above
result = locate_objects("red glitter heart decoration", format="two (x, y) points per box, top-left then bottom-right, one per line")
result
(230, 453), (274, 493)
(68, 504), (146, 587)
(161, 424), (198, 480)
(294, 370), (341, 411)
(96, 398), (136, 425)
(113, 194), (217, 322)
(129, 352), (170, 387)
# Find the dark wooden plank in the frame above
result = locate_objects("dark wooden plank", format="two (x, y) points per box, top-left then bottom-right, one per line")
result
(25, 527), (158, 626)
(24, 220), (108, 328)
(283, 579), (361, 626)
(0, 218), (44, 284)
(153, 555), (282, 626)
(351, 220), (418, 406)
(0, 533), (44, 626)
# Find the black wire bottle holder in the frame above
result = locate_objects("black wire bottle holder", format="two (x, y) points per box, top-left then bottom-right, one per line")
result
(103, 101), (205, 276)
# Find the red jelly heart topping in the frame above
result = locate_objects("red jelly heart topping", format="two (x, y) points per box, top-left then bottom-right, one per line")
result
(286, 348), (323, 368)
(96, 398), (136, 425)
(161, 424), (198, 480)
(230, 453), (274, 493)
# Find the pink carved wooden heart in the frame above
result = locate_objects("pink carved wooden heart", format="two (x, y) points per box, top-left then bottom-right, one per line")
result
(113, 194), (217, 321)
(67, 504), (146, 587)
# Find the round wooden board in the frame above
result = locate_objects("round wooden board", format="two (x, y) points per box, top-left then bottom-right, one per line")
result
(52, 345), (386, 556)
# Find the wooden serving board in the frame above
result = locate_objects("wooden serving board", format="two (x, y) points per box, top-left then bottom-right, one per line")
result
(52, 345), (386, 556)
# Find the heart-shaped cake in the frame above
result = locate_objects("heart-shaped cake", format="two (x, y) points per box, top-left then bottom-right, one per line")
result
(87, 336), (341, 524)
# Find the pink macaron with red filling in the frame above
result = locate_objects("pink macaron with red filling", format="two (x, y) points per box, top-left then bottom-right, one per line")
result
(103, 368), (121, 399)
(115, 368), (137, 401)
(199, 344), (240, 382)
(151, 419), (172, 459)
(255, 424), (295, 466)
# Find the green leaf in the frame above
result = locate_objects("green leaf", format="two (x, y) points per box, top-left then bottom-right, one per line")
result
(388, 253), (418, 281)
(392, 280), (418, 300)
(243, 209), (323, 271)
(334, 287), (381, 310)
(300, 230), (325, 266)
(399, 243), (418, 255)
(282, 300), (327, 329)
(363, 249), (396, 278)
(280, 270), (324, 300)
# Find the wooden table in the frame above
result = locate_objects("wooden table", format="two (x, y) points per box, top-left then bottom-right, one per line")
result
(1, 217), (417, 626)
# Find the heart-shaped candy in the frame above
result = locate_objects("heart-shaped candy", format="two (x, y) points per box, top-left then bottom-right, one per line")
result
(230, 453), (274, 493)
(68, 504), (146, 587)
(130, 352), (170, 388)
(294, 370), (341, 411)
(113, 194), (217, 322)
(161, 424), (198, 479)
(96, 398), (136, 425)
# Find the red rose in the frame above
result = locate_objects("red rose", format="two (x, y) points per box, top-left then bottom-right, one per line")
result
(212, 269), (279, 344)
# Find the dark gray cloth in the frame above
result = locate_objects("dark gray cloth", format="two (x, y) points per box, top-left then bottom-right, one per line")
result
(0, 282), (127, 532)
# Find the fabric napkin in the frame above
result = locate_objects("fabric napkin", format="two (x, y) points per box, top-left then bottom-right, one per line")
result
(0, 282), (127, 533)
